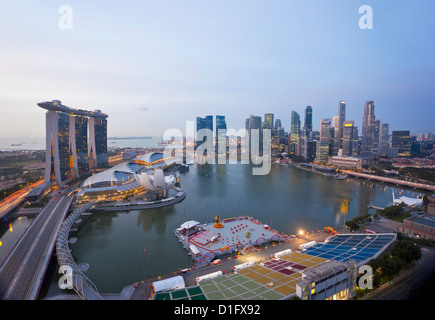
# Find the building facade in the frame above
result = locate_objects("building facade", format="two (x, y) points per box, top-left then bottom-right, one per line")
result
(392, 130), (412, 157)
(38, 100), (108, 187)
(296, 260), (357, 300)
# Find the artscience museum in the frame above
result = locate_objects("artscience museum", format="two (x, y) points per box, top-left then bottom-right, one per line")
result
(76, 152), (182, 202)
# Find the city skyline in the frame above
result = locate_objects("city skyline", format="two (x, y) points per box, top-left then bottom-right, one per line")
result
(1, 1), (434, 138)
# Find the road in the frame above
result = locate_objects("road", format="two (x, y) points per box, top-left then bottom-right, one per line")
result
(0, 191), (73, 300)
(368, 246), (435, 300)
(0, 180), (44, 219)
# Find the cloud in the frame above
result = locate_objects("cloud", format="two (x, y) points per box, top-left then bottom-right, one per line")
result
(139, 106), (150, 112)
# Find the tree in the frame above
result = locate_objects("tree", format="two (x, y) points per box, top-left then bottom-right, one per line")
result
(345, 220), (359, 232)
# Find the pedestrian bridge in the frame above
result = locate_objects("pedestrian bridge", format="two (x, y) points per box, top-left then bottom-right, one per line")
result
(56, 202), (104, 300)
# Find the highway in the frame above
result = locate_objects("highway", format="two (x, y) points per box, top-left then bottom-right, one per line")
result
(0, 180), (44, 220)
(0, 191), (73, 300)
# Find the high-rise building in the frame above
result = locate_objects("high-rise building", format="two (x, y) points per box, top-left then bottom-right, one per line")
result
(215, 115), (227, 155)
(274, 119), (282, 131)
(196, 115), (213, 150)
(304, 106), (313, 132)
(89, 116), (108, 169)
(379, 123), (389, 157)
(38, 100), (108, 187)
(361, 101), (376, 160)
(264, 113), (274, 133)
(69, 115), (89, 177)
(247, 114), (263, 155)
(316, 118), (331, 164)
(342, 121), (355, 157)
(333, 101), (346, 155)
(290, 111), (301, 155)
(392, 130), (412, 157)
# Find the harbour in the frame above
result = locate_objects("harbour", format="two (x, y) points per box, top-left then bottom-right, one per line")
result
(29, 163), (426, 298)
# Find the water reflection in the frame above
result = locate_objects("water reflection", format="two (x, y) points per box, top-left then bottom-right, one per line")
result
(44, 163), (406, 296)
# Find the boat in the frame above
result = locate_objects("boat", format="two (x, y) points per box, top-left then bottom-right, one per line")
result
(334, 174), (348, 180)
(158, 140), (172, 146)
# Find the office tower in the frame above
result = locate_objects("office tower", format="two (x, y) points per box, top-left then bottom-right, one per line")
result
(304, 106), (313, 132)
(274, 119), (282, 131)
(342, 121), (355, 157)
(352, 126), (359, 157)
(392, 131), (411, 157)
(196, 115), (213, 150)
(316, 118), (331, 164)
(38, 100), (108, 187)
(361, 101), (376, 160)
(332, 116), (339, 155)
(379, 123), (389, 157)
(247, 114), (263, 155)
(264, 113), (274, 133)
(372, 120), (380, 157)
(215, 115), (227, 155)
(333, 101), (346, 155)
(290, 111), (301, 155)
(306, 141), (317, 162)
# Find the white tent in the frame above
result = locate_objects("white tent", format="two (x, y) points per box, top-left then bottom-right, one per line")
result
(152, 275), (185, 292)
(177, 220), (200, 231)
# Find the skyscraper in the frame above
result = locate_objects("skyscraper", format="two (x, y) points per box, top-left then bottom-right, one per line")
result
(196, 115), (213, 150)
(264, 113), (274, 133)
(316, 118), (331, 164)
(379, 123), (389, 157)
(215, 115), (227, 156)
(38, 100), (108, 187)
(361, 101), (376, 160)
(290, 111), (301, 155)
(304, 106), (313, 132)
(89, 116), (108, 169)
(247, 114), (263, 155)
(333, 101), (346, 155)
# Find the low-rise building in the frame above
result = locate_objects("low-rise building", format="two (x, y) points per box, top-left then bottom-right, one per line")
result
(400, 215), (435, 240)
(296, 260), (357, 300)
(328, 156), (363, 170)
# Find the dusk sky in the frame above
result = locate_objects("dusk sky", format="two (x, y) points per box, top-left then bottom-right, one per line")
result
(1, 0), (434, 139)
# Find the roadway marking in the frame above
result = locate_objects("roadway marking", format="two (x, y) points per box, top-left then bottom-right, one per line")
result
(2, 197), (65, 299)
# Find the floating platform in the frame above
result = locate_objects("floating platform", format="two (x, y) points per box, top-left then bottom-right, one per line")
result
(174, 216), (290, 268)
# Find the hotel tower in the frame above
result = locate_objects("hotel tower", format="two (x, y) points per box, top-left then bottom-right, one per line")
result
(38, 100), (108, 187)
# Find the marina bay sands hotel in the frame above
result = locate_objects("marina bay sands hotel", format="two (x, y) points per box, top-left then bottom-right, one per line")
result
(38, 100), (108, 187)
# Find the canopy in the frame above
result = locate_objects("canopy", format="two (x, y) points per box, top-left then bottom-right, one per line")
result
(152, 275), (185, 292)
(177, 220), (200, 231)
(394, 196), (423, 207)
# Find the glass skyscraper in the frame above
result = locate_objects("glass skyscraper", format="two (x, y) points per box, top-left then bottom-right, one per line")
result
(290, 111), (301, 155)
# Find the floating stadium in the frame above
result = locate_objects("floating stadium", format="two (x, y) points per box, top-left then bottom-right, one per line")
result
(151, 232), (397, 300)
(76, 152), (183, 203)
(174, 216), (290, 268)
